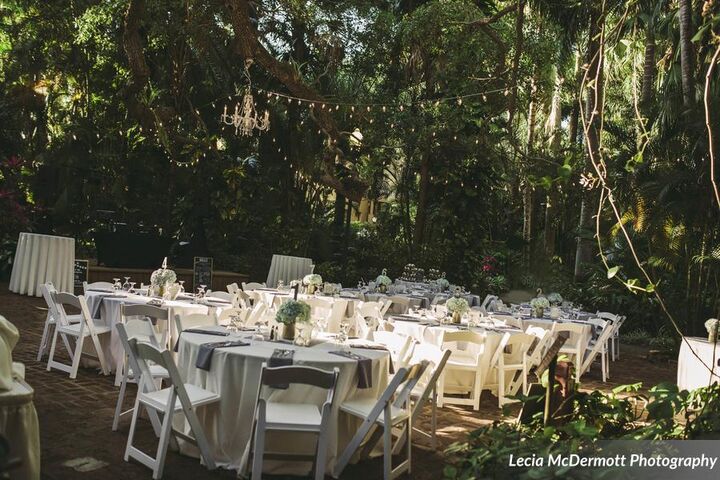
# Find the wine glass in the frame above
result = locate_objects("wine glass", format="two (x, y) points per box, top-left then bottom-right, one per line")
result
(129, 282), (136, 293)
(122, 277), (131, 291)
(178, 280), (185, 293)
(338, 320), (350, 347)
(112, 278), (121, 293)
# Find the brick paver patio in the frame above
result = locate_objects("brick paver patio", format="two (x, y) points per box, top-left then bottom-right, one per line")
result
(1, 284), (676, 479)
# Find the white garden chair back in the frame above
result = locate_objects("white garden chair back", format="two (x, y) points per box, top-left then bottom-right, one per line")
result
(242, 282), (266, 291)
(82, 281), (114, 294)
(216, 307), (249, 326)
(205, 290), (234, 303)
(304, 297), (335, 331)
(438, 330), (487, 410)
(580, 318), (613, 382)
(247, 363), (339, 480)
(392, 344), (451, 452)
(355, 302), (383, 339)
(609, 315), (625, 360)
(226, 282), (240, 294)
(553, 322), (588, 381)
(115, 304), (170, 385)
(387, 296), (411, 315)
(124, 339), (219, 479)
(334, 361), (428, 480)
(174, 312), (218, 335)
(490, 332), (536, 406)
(480, 294), (498, 312)
(46, 292), (110, 379)
(245, 303), (268, 327)
(112, 319), (169, 431)
(371, 331), (414, 368)
(37, 282), (78, 361)
(379, 298), (394, 317)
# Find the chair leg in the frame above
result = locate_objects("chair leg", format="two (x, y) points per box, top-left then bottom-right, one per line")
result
(473, 370), (482, 411)
(383, 407), (392, 480)
(431, 391), (437, 450)
(497, 369), (505, 408)
(70, 335), (85, 379)
(314, 429), (329, 480)
(183, 404), (215, 470)
(46, 327), (60, 372)
(251, 410), (266, 480)
(406, 411), (412, 475)
(90, 333), (109, 376)
(153, 407), (174, 479)
(112, 370), (130, 431)
(124, 395), (142, 461)
(37, 314), (52, 361)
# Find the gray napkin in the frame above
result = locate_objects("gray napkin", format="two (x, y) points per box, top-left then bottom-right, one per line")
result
(173, 329), (229, 352)
(268, 349), (295, 389)
(195, 340), (249, 370)
(330, 350), (373, 388)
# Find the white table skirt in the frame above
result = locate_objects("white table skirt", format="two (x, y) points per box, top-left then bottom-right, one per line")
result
(176, 329), (390, 475)
(266, 254), (314, 288)
(9, 232), (74, 297)
(84, 291), (228, 372)
(677, 337), (720, 390)
(0, 378), (40, 480)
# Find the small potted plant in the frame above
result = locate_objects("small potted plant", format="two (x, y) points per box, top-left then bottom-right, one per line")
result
(302, 274), (323, 294)
(706, 318), (719, 343)
(375, 269), (392, 293)
(446, 296), (470, 324)
(275, 300), (311, 341)
(530, 296), (550, 318)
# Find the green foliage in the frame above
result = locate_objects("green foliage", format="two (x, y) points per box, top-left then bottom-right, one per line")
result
(444, 383), (720, 479)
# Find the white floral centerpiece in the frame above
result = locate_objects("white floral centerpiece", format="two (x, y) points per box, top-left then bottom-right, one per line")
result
(150, 257), (177, 297)
(446, 296), (470, 324)
(303, 274), (323, 294)
(530, 296), (550, 318)
(706, 318), (719, 343)
(375, 268), (392, 293)
(547, 292), (563, 306)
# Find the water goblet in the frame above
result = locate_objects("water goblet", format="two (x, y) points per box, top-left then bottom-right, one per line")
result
(122, 277), (131, 291)
(129, 282), (136, 293)
(112, 278), (121, 293)
(178, 280), (185, 293)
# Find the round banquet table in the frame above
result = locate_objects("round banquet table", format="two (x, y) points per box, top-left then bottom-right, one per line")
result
(9, 232), (75, 297)
(677, 337), (720, 391)
(175, 328), (390, 476)
(84, 291), (229, 372)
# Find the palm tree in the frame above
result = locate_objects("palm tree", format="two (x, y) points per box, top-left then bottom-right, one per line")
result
(677, 0), (694, 108)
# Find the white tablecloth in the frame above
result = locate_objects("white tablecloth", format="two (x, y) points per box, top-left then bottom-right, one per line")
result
(176, 329), (390, 475)
(84, 291), (228, 372)
(9, 232), (74, 297)
(677, 337), (720, 390)
(266, 255), (314, 288)
(0, 378), (40, 480)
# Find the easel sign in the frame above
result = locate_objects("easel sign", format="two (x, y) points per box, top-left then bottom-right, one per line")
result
(193, 257), (213, 291)
(73, 259), (89, 294)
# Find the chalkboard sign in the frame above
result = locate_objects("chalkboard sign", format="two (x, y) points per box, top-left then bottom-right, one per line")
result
(73, 259), (89, 293)
(193, 256), (213, 291)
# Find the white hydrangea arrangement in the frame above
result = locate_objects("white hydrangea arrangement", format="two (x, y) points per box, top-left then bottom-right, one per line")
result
(446, 296), (470, 314)
(150, 267), (176, 287)
(375, 268), (392, 286)
(530, 296), (550, 310)
(547, 292), (563, 306)
(303, 274), (323, 286)
(706, 318), (719, 342)
(436, 278), (450, 290)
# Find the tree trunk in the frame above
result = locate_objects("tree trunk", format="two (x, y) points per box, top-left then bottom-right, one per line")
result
(678, 0), (695, 108)
(507, 0), (525, 129)
(574, 8), (604, 280)
(413, 147), (431, 252)
(640, 26), (656, 113)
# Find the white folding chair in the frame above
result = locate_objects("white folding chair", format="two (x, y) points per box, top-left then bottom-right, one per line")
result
(247, 364), (339, 480)
(554, 322), (588, 382)
(305, 297), (335, 332)
(46, 292), (110, 379)
(115, 304), (170, 386)
(597, 312), (624, 361)
(582, 318), (613, 381)
(242, 282), (267, 291)
(334, 362), (428, 480)
(205, 291), (234, 303)
(82, 281), (114, 294)
(480, 294), (498, 312)
(438, 330), (486, 410)
(112, 320), (169, 431)
(519, 326), (554, 393)
(124, 339), (218, 479)
(490, 332), (536, 406)
(392, 344), (451, 451)
(379, 299), (393, 317)
(372, 331), (414, 368)
(245, 303), (269, 327)
(216, 307), (248, 326)
(37, 283), (79, 361)
(355, 302), (383, 339)
(174, 312), (218, 335)
(227, 282), (240, 294)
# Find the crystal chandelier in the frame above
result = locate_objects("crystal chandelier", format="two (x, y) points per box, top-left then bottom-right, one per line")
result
(220, 87), (270, 136)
